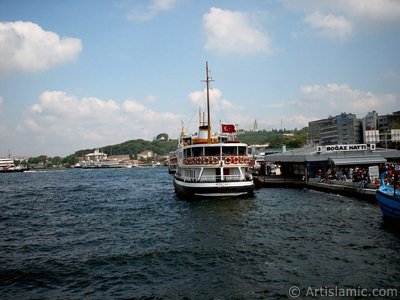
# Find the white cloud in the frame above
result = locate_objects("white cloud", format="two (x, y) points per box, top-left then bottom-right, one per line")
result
(188, 88), (240, 112)
(253, 83), (399, 131)
(339, 0), (400, 22)
(258, 114), (315, 131)
(123, 99), (179, 122)
(297, 83), (398, 116)
(284, 0), (400, 39)
(18, 91), (183, 156)
(284, 0), (400, 21)
(304, 12), (353, 40)
(0, 21), (82, 74)
(187, 87), (244, 131)
(203, 7), (273, 55)
(128, 0), (178, 21)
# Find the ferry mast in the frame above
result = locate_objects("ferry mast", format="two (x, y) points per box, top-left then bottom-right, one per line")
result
(204, 61), (214, 144)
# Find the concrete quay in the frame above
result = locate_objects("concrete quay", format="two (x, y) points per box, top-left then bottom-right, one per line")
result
(255, 175), (377, 202)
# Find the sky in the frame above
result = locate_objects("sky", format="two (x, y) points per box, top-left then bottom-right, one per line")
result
(1, 0), (400, 157)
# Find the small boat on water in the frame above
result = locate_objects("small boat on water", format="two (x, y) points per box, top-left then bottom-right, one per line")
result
(173, 62), (254, 198)
(376, 165), (400, 221)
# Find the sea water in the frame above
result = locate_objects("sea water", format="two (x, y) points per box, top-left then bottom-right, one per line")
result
(1, 168), (399, 299)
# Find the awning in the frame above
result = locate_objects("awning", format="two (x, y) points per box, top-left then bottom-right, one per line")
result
(329, 156), (386, 166)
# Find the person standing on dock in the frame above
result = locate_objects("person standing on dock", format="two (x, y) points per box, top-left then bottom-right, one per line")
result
(393, 165), (399, 196)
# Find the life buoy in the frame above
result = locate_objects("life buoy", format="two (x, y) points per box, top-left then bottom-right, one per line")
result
(194, 157), (201, 164)
(183, 158), (188, 165)
(231, 156), (238, 164)
(212, 156), (219, 164)
(238, 156), (244, 164)
(225, 156), (231, 164)
(203, 156), (210, 164)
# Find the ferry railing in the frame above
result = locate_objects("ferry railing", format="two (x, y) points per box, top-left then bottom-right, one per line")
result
(182, 155), (251, 165)
(176, 174), (246, 182)
(199, 175), (244, 182)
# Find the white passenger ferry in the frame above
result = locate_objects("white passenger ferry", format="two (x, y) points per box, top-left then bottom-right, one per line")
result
(173, 63), (254, 198)
(0, 157), (27, 173)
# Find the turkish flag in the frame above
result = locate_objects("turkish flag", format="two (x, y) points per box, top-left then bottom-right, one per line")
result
(222, 124), (236, 133)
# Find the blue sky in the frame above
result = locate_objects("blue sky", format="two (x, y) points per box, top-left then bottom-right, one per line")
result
(1, 0), (400, 156)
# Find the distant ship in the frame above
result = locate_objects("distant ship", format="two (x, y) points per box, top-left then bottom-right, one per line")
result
(173, 62), (254, 198)
(0, 157), (28, 173)
(78, 149), (133, 168)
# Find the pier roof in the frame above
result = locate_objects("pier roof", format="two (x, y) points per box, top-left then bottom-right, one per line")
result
(264, 146), (400, 164)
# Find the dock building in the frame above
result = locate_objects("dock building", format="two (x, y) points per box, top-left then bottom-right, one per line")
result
(258, 111), (400, 198)
(308, 113), (362, 146)
(362, 111), (400, 146)
(264, 112), (400, 180)
(263, 145), (400, 181)
(308, 111), (400, 149)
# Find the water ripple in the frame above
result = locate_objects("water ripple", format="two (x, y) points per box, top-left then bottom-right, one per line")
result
(0, 168), (399, 299)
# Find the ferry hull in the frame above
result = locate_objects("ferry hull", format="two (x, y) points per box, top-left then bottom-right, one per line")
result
(0, 169), (26, 173)
(174, 177), (254, 199)
(376, 186), (400, 221)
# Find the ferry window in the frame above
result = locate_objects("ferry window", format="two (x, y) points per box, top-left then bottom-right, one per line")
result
(222, 146), (236, 156)
(184, 148), (193, 157)
(238, 146), (246, 155)
(192, 147), (203, 157)
(205, 146), (220, 156)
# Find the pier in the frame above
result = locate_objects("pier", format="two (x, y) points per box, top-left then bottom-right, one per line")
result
(255, 175), (377, 201)
(255, 144), (400, 202)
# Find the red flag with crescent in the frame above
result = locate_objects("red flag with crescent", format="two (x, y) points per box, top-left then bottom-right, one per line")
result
(222, 124), (236, 133)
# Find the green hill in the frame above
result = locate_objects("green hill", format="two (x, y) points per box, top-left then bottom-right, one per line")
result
(238, 127), (308, 148)
(28, 128), (308, 167)
(75, 138), (178, 159)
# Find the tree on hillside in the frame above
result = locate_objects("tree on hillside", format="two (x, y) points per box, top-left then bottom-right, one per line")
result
(155, 133), (169, 141)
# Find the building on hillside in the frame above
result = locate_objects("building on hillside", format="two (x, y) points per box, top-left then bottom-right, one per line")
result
(307, 113), (362, 146)
(377, 111), (400, 132)
(362, 111), (400, 148)
(137, 150), (153, 160)
(363, 111), (379, 131)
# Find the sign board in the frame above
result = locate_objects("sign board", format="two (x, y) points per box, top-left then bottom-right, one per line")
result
(369, 165), (379, 179)
(316, 144), (375, 153)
